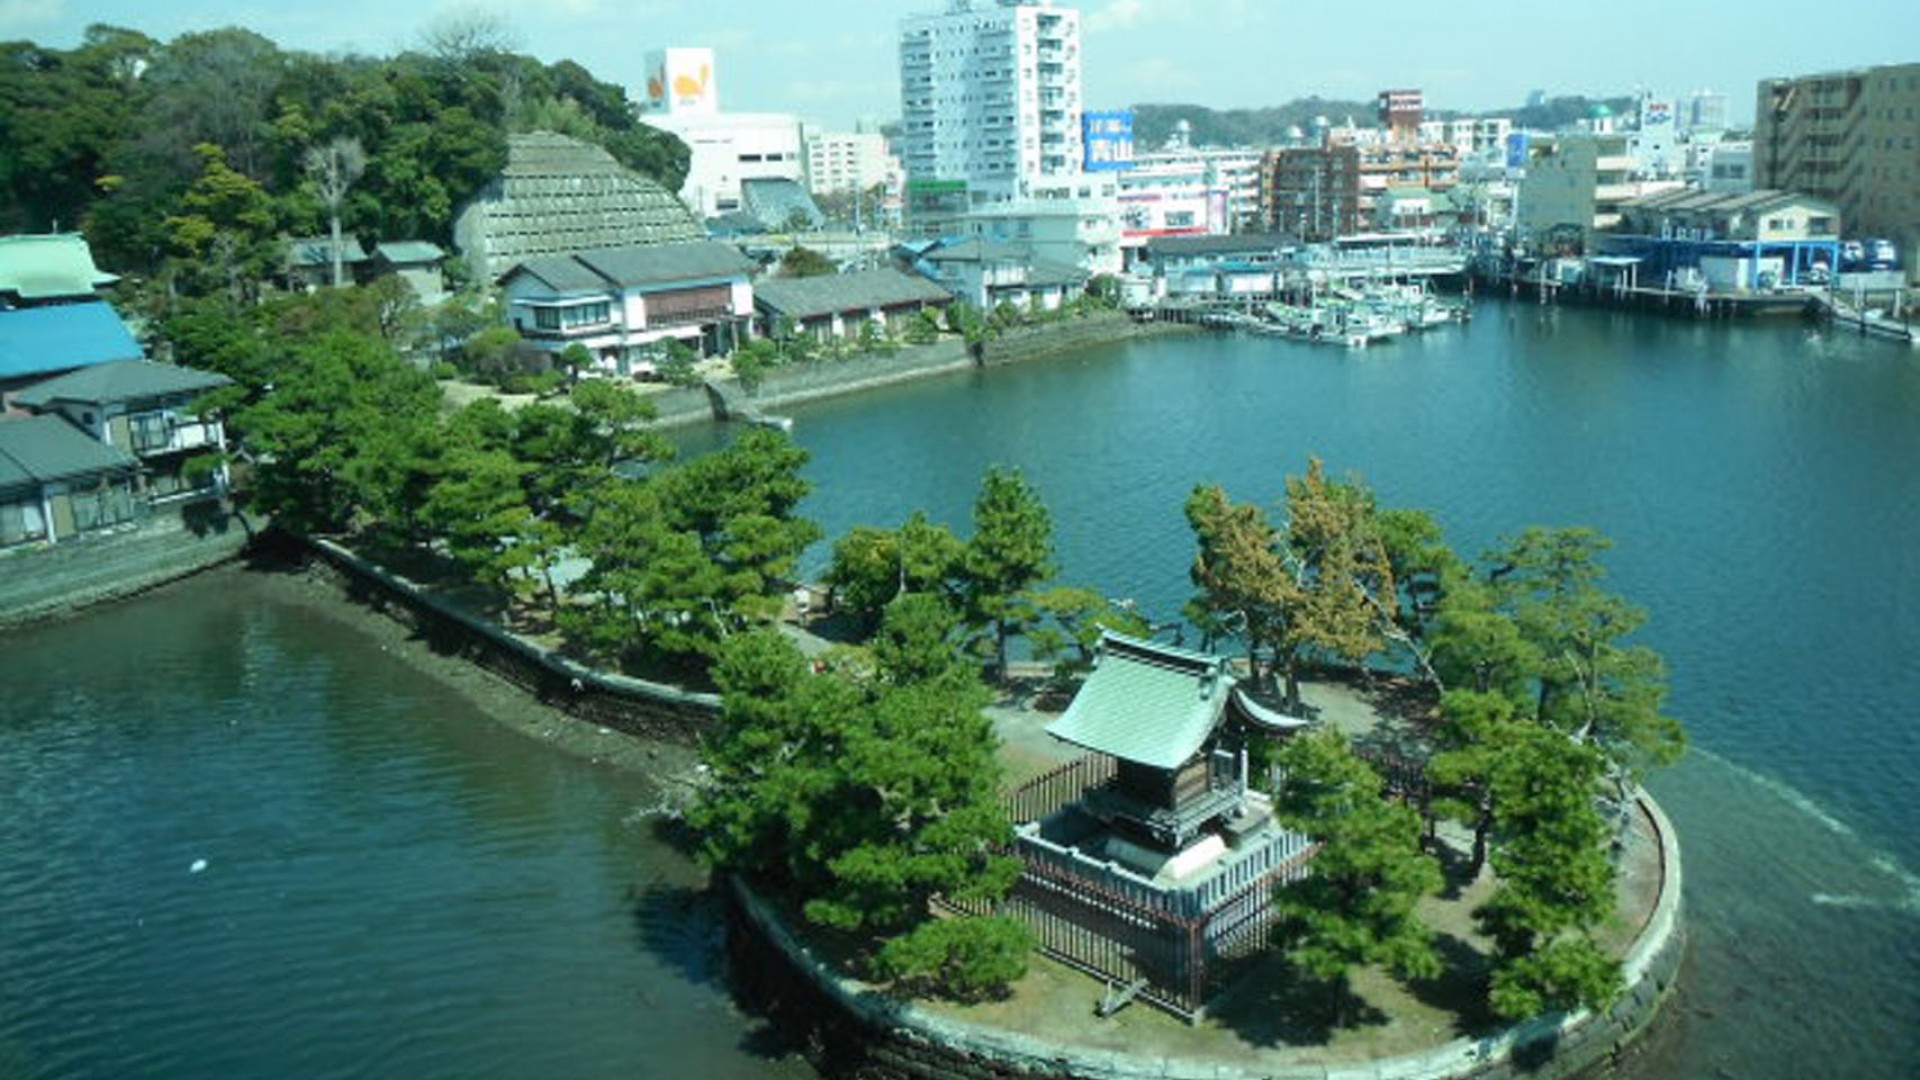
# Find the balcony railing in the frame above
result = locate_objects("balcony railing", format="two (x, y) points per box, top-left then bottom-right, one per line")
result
(128, 416), (221, 457)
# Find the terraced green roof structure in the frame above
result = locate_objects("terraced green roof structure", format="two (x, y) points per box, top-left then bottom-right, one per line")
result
(454, 132), (703, 283)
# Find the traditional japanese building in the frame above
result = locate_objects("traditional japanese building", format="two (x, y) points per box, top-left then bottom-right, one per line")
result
(986, 632), (1316, 1019)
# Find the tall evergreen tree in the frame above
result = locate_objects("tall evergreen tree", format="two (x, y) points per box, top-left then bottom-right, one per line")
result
(961, 467), (1056, 677)
(1271, 730), (1442, 1016)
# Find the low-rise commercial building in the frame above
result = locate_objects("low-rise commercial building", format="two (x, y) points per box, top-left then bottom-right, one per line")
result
(956, 185), (1123, 278)
(1259, 128), (1460, 240)
(1518, 132), (1683, 251)
(1599, 188), (1842, 292)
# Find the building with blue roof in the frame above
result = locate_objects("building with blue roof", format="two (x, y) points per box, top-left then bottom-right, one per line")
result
(0, 302), (144, 405)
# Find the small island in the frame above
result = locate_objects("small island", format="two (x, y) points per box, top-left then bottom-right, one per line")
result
(691, 460), (1686, 1080)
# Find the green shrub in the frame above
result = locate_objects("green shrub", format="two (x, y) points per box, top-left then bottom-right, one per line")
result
(874, 916), (1031, 1003)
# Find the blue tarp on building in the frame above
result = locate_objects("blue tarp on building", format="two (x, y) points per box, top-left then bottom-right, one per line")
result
(0, 302), (142, 381)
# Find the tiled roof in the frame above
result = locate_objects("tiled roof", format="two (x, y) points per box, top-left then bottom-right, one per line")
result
(13, 359), (230, 408)
(1045, 633), (1233, 769)
(0, 234), (118, 301)
(754, 268), (952, 318)
(506, 240), (754, 293)
(0, 415), (137, 488)
(0, 302), (142, 381)
(1026, 258), (1088, 288)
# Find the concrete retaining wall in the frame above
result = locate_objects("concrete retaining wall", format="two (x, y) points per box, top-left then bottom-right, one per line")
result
(648, 313), (1183, 428)
(0, 502), (253, 630)
(296, 535), (721, 742)
(726, 792), (1685, 1080)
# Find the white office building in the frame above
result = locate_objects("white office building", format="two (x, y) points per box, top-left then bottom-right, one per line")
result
(638, 47), (806, 219)
(898, 0), (1084, 206)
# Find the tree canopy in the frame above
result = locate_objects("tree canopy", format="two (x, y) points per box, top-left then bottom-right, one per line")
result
(0, 23), (689, 282)
(1271, 730), (1443, 997)
(691, 628), (1028, 1001)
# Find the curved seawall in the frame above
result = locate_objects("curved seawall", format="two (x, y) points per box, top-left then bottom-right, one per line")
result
(726, 792), (1684, 1080)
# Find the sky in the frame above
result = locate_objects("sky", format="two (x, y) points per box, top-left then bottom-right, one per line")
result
(6, 0), (1919, 133)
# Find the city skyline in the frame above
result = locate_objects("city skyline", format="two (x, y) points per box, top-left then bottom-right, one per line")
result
(9, 1), (1920, 132)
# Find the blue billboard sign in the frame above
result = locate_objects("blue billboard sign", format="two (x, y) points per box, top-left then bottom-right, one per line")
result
(1083, 110), (1135, 173)
(1504, 131), (1531, 172)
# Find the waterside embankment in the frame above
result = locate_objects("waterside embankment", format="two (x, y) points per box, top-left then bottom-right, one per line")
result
(643, 312), (1192, 427)
(0, 501), (253, 630)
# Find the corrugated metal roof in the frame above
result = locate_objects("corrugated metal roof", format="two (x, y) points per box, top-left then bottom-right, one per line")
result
(0, 415), (138, 487)
(375, 241), (446, 264)
(13, 359), (230, 408)
(754, 267), (951, 319)
(1045, 633), (1232, 769)
(1145, 233), (1297, 259)
(285, 236), (370, 269)
(0, 234), (118, 301)
(923, 237), (1030, 264)
(0, 302), (142, 380)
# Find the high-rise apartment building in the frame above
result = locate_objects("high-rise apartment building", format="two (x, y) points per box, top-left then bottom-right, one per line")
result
(898, 0), (1084, 207)
(1754, 63), (1920, 277)
(803, 129), (899, 197)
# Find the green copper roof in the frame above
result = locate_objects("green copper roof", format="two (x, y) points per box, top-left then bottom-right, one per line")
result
(0, 234), (119, 301)
(1045, 633), (1232, 769)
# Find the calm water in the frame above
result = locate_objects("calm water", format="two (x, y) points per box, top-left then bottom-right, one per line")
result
(3, 301), (1917, 1078)
(0, 580), (812, 1080)
(748, 302), (1920, 1077)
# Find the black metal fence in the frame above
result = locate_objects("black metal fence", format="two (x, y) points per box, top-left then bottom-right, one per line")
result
(942, 753), (1319, 1020)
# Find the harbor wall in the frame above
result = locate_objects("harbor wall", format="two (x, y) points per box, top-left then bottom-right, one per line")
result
(0, 500), (253, 630)
(647, 313), (1186, 427)
(725, 792), (1685, 1080)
